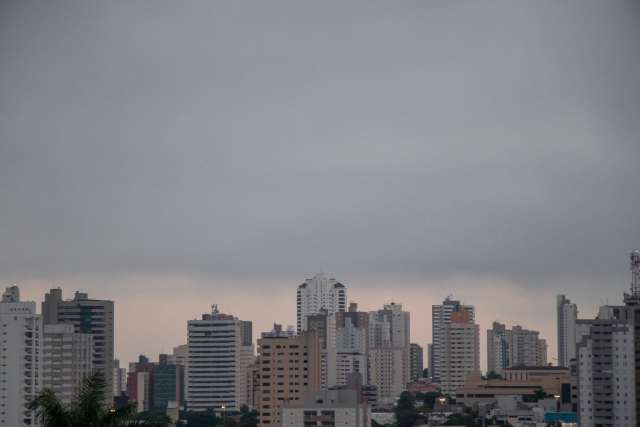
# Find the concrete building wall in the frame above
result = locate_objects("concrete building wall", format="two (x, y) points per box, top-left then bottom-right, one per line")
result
(257, 330), (321, 426)
(1, 286), (43, 427)
(42, 323), (94, 404)
(296, 274), (346, 332)
(186, 306), (254, 411)
(557, 294), (577, 368)
(42, 288), (115, 398)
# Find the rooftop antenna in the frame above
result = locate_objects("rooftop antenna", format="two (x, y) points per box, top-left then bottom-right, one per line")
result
(631, 250), (640, 296)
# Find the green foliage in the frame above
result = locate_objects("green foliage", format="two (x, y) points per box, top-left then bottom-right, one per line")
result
(444, 411), (480, 427)
(533, 388), (549, 400)
(179, 409), (219, 427)
(486, 371), (503, 380)
(414, 391), (441, 411)
(238, 405), (258, 427)
(29, 374), (155, 427)
(135, 409), (171, 426)
(394, 391), (418, 427)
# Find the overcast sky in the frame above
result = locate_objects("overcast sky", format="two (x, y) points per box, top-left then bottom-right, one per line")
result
(1, 1), (639, 365)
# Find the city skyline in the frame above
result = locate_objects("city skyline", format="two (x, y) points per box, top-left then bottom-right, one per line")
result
(8, 266), (629, 371)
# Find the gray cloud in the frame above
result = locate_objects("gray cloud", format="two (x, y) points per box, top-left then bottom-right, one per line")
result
(1, 1), (639, 295)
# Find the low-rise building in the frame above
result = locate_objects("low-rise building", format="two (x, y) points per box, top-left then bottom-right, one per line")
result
(281, 388), (370, 427)
(457, 367), (573, 407)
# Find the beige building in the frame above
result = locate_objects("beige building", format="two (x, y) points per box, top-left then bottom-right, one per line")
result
(257, 327), (321, 426)
(487, 322), (548, 376)
(457, 366), (573, 406)
(439, 309), (480, 395)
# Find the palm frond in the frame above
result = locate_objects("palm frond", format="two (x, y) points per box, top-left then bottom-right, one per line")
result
(29, 388), (72, 427)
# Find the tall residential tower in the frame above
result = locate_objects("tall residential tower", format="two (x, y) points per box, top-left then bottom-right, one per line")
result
(0, 286), (43, 427)
(296, 273), (346, 332)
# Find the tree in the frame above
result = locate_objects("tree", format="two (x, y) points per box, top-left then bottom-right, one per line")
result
(135, 409), (171, 426)
(533, 388), (549, 400)
(179, 409), (219, 427)
(238, 405), (258, 427)
(29, 374), (158, 427)
(486, 371), (502, 380)
(394, 392), (418, 427)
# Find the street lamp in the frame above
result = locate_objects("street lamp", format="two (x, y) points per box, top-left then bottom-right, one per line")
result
(437, 397), (447, 411)
(221, 405), (226, 424)
(553, 394), (561, 411)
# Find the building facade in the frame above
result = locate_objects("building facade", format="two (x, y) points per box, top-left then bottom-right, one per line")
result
(42, 323), (94, 404)
(281, 388), (370, 427)
(487, 322), (547, 375)
(256, 327), (321, 426)
(409, 343), (424, 381)
(576, 251), (640, 427)
(0, 286), (43, 427)
(439, 309), (480, 395)
(367, 303), (410, 406)
(42, 288), (115, 398)
(113, 359), (127, 397)
(431, 297), (474, 382)
(154, 354), (181, 409)
(333, 303), (369, 388)
(186, 305), (254, 412)
(557, 294), (578, 368)
(297, 274), (346, 332)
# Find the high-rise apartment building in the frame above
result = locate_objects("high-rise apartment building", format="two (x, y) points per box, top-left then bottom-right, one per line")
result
(257, 326), (321, 426)
(576, 251), (640, 427)
(557, 294), (578, 368)
(439, 309), (480, 395)
(427, 344), (433, 380)
(368, 303), (410, 406)
(127, 354), (155, 412)
(297, 274), (346, 332)
(334, 303), (369, 388)
(306, 310), (337, 389)
(431, 297), (474, 382)
(154, 354), (182, 409)
(0, 286), (42, 427)
(409, 343), (424, 381)
(42, 324), (94, 404)
(487, 322), (547, 375)
(42, 288), (115, 397)
(186, 305), (254, 412)
(113, 359), (127, 396)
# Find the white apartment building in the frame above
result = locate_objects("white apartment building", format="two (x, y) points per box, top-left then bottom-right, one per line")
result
(297, 274), (346, 332)
(333, 303), (369, 388)
(42, 324), (94, 404)
(439, 309), (480, 395)
(431, 297), (474, 382)
(577, 313), (636, 427)
(1, 286), (43, 427)
(557, 294), (577, 368)
(186, 305), (254, 411)
(577, 252), (640, 427)
(368, 303), (410, 405)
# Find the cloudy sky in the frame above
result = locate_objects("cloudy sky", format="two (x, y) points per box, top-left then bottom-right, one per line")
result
(1, 1), (639, 367)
